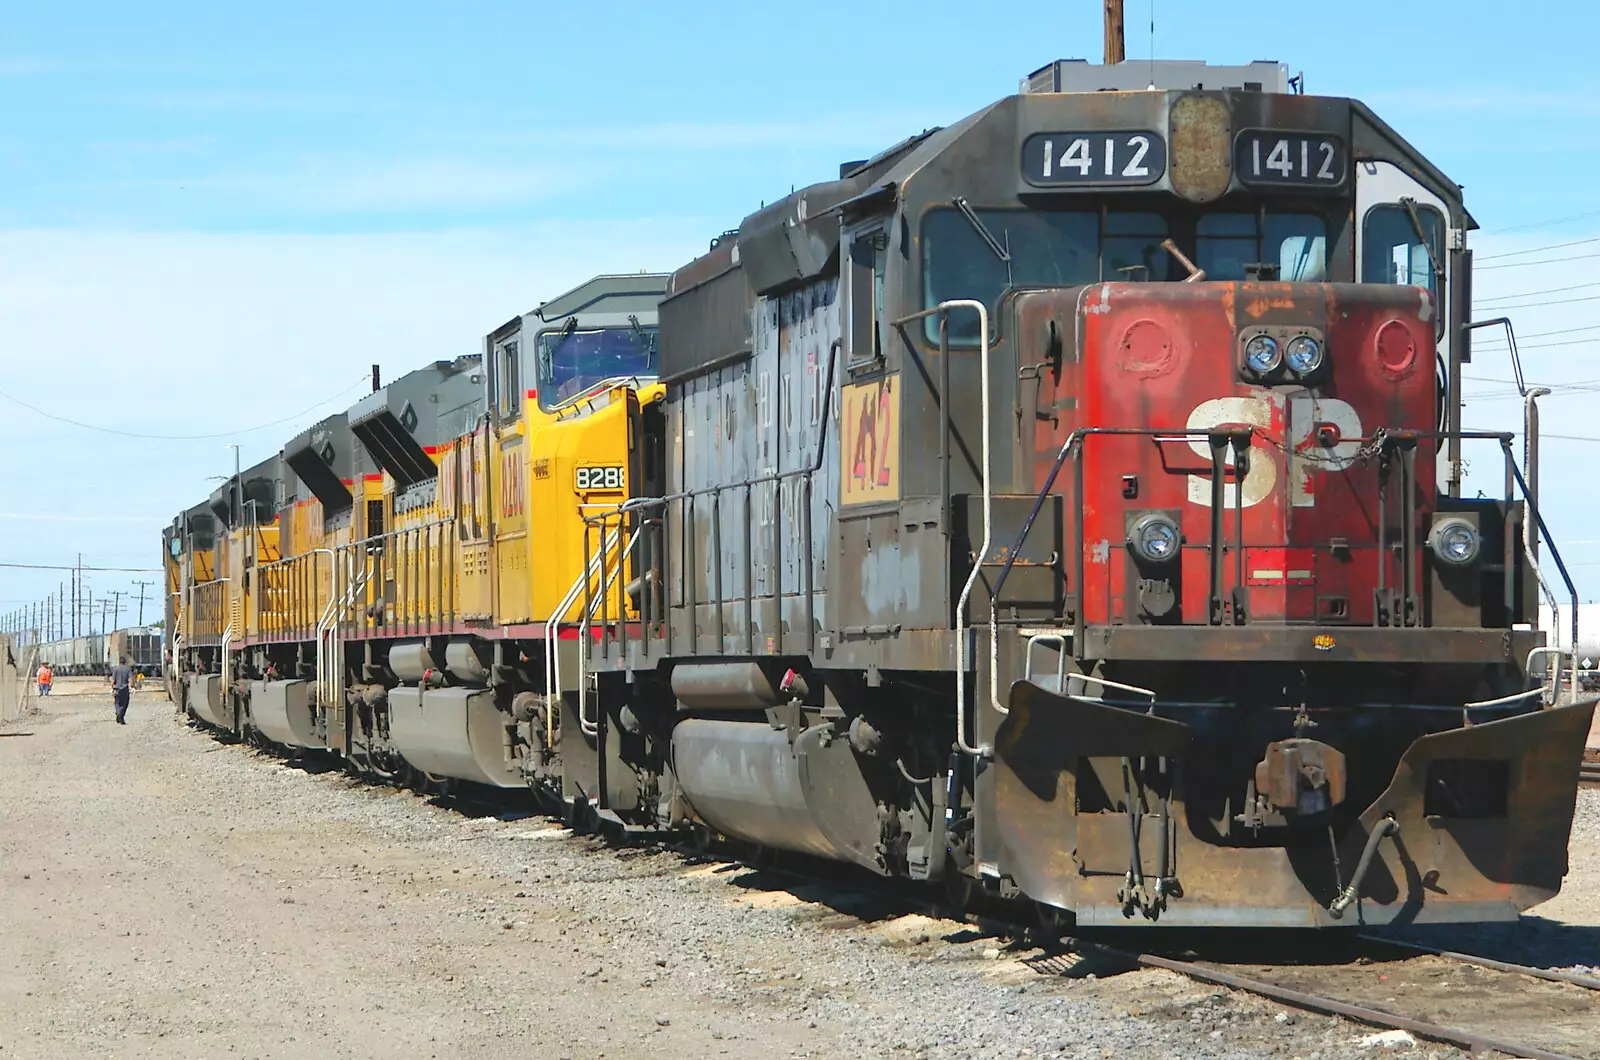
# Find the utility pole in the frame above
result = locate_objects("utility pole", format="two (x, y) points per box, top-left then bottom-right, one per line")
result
(109, 590), (124, 632)
(73, 554), (81, 637)
(133, 580), (153, 626)
(1104, 0), (1125, 64)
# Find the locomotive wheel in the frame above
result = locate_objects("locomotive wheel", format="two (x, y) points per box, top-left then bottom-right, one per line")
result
(943, 866), (978, 917)
(1032, 900), (1075, 942)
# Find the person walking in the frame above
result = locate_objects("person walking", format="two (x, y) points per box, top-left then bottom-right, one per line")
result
(37, 661), (53, 697)
(109, 656), (134, 724)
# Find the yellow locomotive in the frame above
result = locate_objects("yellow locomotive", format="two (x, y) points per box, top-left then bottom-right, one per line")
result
(164, 273), (669, 797)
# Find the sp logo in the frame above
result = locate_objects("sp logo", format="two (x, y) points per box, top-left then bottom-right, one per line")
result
(1184, 395), (1363, 509)
(1313, 633), (1336, 652)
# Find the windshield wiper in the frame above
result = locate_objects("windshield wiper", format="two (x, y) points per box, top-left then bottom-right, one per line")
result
(626, 313), (657, 370)
(1399, 197), (1445, 289)
(541, 317), (579, 381)
(952, 197), (1011, 264)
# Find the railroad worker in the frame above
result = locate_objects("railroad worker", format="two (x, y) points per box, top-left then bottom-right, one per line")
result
(108, 656), (133, 725)
(37, 661), (52, 697)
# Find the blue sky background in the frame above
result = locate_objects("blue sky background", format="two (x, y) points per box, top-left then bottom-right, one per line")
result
(2, 0), (1599, 630)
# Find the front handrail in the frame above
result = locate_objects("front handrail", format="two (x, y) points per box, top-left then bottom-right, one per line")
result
(988, 425), (1255, 721)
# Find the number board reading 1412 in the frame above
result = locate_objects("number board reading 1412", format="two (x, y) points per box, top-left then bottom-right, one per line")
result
(1021, 131), (1167, 187)
(1235, 131), (1346, 187)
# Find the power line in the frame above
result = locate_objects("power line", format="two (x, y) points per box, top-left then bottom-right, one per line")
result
(1462, 375), (1600, 387)
(1498, 323), (1600, 340)
(1475, 280), (1600, 303)
(1477, 252), (1600, 271)
(1476, 235), (1600, 261)
(0, 374), (367, 440)
(0, 562), (160, 572)
(1467, 293), (1600, 311)
(1463, 428), (1600, 443)
(1477, 336), (1600, 352)
(1489, 209), (1600, 235)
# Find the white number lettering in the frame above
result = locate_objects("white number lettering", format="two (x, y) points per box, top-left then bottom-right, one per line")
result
(1105, 137), (1114, 176)
(1252, 139), (1261, 177)
(1300, 140), (1309, 178)
(1041, 139), (1052, 178)
(1317, 141), (1336, 180)
(1122, 135), (1151, 177)
(576, 466), (623, 491)
(1060, 138), (1092, 175)
(1266, 139), (1293, 177)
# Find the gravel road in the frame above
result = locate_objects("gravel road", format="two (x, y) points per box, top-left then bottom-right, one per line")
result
(1, 684), (1593, 1060)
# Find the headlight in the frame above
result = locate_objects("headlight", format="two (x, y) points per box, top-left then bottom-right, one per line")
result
(1130, 513), (1181, 564)
(1285, 335), (1324, 374)
(1428, 518), (1481, 567)
(1244, 334), (1282, 375)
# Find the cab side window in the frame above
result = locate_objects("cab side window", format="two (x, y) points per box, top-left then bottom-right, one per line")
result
(495, 336), (521, 422)
(1363, 203), (1444, 336)
(1363, 203), (1443, 294)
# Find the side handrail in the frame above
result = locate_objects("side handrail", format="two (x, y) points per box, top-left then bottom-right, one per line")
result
(578, 524), (644, 737)
(891, 300), (990, 756)
(545, 527), (621, 749)
(1504, 441), (1579, 700)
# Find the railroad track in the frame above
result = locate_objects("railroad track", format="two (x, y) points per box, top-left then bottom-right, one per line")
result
(1581, 760), (1600, 787)
(246, 733), (1600, 1058)
(1063, 934), (1600, 1060)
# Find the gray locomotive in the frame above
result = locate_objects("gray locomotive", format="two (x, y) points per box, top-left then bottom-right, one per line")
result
(567, 59), (1594, 928)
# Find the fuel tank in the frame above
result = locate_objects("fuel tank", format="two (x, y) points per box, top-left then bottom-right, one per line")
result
(186, 674), (231, 729)
(669, 719), (839, 860)
(248, 679), (322, 749)
(387, 686), (522, 788)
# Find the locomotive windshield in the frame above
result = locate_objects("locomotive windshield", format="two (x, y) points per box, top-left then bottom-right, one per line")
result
(534, 323), (660, 410)
(922, 205), (1328, 342)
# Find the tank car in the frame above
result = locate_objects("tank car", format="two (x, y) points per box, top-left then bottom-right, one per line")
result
(569, 60), (1596, 928)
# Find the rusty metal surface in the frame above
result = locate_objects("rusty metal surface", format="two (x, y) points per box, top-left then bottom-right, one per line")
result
(992, 680), (1595, 927)
(1351, 700), (1598, 915)
(1078, 625), (1537, 663)
(1167, 94), (1232, 202)
(1254, 738), (1346, 814)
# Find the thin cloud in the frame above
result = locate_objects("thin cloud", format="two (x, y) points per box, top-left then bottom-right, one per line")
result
(172, 157), (576, 213)
(1368, 89), (1600, 117)
(0, 513), (165, 523)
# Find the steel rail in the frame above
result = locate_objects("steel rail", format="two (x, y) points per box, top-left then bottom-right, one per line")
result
(1075, 941), (1583, 1060)
(1357, 933), (1600, 992)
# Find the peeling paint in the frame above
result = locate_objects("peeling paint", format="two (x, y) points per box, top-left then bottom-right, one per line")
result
(1416, 288), (1434, 323)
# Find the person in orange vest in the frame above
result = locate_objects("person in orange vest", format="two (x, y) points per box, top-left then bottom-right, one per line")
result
(37, 661), (53, 697)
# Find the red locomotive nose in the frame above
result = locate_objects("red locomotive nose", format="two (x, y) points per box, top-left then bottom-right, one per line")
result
(1061, 281), (1437, 628)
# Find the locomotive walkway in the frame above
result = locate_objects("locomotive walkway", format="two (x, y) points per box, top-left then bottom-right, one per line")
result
(1, 681), (1596, 1060)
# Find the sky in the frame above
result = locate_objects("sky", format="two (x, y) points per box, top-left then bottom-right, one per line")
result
(1, 0), (1599, 634)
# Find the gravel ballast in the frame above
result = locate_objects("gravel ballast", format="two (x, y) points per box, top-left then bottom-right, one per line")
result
(1, 682), (1593, 1059)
